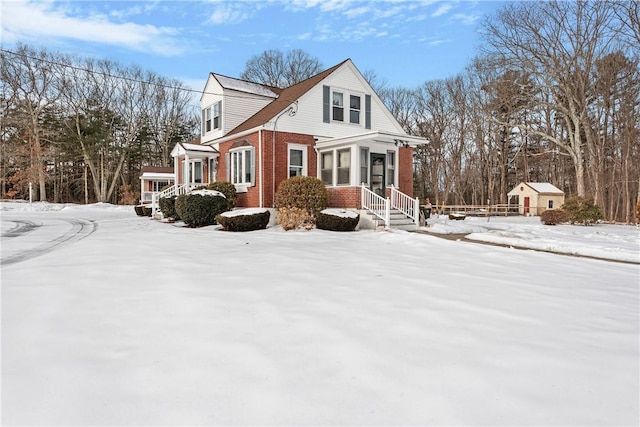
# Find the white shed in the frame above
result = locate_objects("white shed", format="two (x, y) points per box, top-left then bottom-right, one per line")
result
(507, 182), (565, 216)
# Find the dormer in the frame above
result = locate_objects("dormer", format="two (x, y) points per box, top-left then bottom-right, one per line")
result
(200, 74), (280, 144)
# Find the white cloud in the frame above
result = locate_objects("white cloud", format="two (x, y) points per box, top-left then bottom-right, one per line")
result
(451, 13), (480, 26)
(431, 3), (453, 17)
(206, 3), (251, 25)
(1, 0), (184, 56)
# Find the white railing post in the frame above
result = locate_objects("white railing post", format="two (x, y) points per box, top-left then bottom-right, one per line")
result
(414, 197), (420, 225)
(385, 198), (391, 227)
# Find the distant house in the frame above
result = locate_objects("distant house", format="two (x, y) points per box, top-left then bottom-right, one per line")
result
(139, 166), (174, 204)
(508, 182), (565, 216)
(152, 58), (428, 229)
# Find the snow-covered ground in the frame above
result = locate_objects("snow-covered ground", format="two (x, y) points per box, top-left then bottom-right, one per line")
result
(1, 201), (639, 426)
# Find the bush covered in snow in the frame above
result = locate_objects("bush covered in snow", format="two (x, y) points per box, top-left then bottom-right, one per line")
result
(159, 195), (180, 220)
(274, 176), (327, 220)
(216, 208), (270, 232)
(316, 209), (359, 232)
(562, 196), (603, 225)
(206, 182), (237, 209)
(175, 191), (228, 227)
(278, 207), (314, 231)
(540, 209), (568, 225)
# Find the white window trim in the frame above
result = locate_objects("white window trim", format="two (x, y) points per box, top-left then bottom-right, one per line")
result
(386, 150), (396, 187)
(182, 159), (203, 185)
(288, 143), (308, 178)
(230, 147), (253, 186)
(319, 147), (354, 187)
(331, 88), (364, 126)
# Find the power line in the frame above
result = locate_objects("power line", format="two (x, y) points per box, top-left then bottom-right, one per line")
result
(0, 47), (290, 104)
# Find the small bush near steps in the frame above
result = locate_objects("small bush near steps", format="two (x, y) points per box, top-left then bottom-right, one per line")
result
(316, 209), (359, 232)
(206, 181), (237, 209)
(540, 209), (568, 225)
(175, 190), (228, 227)
(159, 195), (180, 220)
(216, 209), (270, 232)
(278, 207), (314, 231)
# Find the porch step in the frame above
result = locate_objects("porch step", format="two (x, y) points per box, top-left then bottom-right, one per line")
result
(366, 209), (418, 231)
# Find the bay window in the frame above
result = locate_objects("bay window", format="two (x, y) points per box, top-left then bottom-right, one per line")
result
(228, 147), (254, 186)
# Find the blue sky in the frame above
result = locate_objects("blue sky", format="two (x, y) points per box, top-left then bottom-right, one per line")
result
(1, 0), (506, 92)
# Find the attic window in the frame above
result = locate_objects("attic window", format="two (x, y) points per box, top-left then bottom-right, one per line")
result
(520, 186), (524, 191)
(332, 91), (344, 122)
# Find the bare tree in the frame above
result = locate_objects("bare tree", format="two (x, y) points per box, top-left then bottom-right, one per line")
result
(240, 49), (323, 88)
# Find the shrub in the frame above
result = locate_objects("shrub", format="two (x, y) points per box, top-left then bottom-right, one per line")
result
(540, 209), (568, 225)
(207, 182), (237, 209)
(134, 205), (145, 216)
(274, 176), (328, 220)
(216, 209), (270, 232)
(175, 191), (228, 227)
(159, 195), (180, 220)
(278, 207), (314, 231)
(141, 205), (152, 216)
(562, 196), (603, 225)
(316, 209), (360, 231)
(635, 199), (640, 223)
(119, 184), (138, 205)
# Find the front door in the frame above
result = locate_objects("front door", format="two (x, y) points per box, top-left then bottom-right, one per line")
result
(370, 153), (385, 197)
(524, 196), (530, 214)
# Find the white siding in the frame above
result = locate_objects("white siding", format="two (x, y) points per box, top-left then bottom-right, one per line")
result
(275, 62), (406, 138)
(201, 76), (224, 144)
(223, 90), (274, 134)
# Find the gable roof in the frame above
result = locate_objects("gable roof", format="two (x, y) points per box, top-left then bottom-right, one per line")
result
(220, 59), (350, 139)
(509, 182), (564, 195)
(213, 73), (281, 98)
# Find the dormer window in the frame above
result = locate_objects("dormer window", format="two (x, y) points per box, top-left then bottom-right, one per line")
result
(201, 101), (222, 136)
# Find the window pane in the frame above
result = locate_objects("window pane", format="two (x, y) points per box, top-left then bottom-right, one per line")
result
(350, 110), (360, 123)
(244, 150), (251, 183)
(333, 92), (343, 106)
(337, 149), (350, 185)
(350, 95), (360, 109)
(360, 148), (368, 184)
(321, 152), (333, 185)
(290, 149), (303, 167)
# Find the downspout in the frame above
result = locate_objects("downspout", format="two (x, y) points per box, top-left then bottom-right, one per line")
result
(271, 101), (298, 207)
(258, 128), (263, 208)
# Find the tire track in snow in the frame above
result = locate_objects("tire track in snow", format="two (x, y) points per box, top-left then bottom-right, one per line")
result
(0, 218), (97, 267)
(1, 220), (39, 238)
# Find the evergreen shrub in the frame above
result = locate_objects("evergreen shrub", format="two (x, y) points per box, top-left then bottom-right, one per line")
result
(207, 182), (237, 209)
(134, 205), (145, 216)
(274, 176), (328, 220)
(278, 207), (314, 231)
(540, 209), (568, 225)
(216, 209), (270, 232)
(141, 205), (152, 216)
(562, 196), (603, 225)
(316, 209), (359, 231)
(175, 192), (228, 227)
(159, 195), (180, 220)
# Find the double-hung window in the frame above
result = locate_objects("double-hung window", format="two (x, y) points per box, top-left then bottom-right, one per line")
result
(332, 91), (344, 122)
(202, 107), (212, 135)
(360, 147), (369, 185)
(350, 95), (361, 124)
(288, 144), (307, 177)
(321, 152), (333, 185)
(386, 150), (395, 186)
(213, 101), (221, 130)
(337, 148), (351, 185)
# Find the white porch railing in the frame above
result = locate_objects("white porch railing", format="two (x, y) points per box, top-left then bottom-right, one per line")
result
(361, 184), (420, 228)
(151, 183), (197, 217)
(361, 184), (390, 227)
(390, 185), (420, 226)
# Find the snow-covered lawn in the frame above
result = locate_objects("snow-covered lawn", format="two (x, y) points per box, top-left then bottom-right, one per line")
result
(2, 202), (639, 426)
